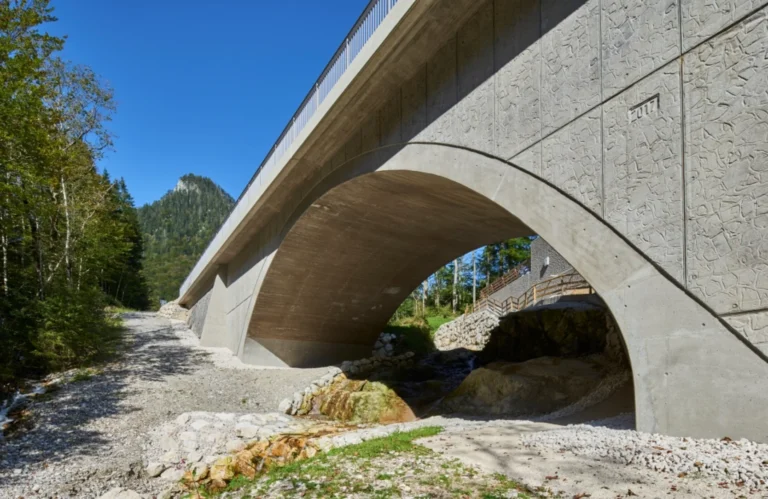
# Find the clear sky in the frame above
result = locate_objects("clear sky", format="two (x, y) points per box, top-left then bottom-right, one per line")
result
(49, 0), (368, 206)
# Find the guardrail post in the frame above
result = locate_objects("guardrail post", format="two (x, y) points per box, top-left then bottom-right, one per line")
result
(346, 37), (350, 67)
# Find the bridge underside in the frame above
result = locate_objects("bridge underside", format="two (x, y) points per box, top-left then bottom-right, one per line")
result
(190, 144), (768, 442)
(182, 0), (768, 441)
(248, 170), (530, 365)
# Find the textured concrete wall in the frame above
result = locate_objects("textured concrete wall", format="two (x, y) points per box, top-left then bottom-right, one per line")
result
(187, 287), (212, 338)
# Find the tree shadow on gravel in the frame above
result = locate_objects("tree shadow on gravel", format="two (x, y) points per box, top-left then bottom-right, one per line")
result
(0, 313), (208, 475)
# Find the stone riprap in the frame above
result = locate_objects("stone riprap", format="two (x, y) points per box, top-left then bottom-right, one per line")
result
(156, 300), (189, 322)
(277, 352), (415, 417)
(143, 411), (321, 483)
(433, 310), (500, 351)
(372, 331), (398, 357)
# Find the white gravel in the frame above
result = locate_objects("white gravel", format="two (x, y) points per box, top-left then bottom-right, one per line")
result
(521, 418), (768, 491)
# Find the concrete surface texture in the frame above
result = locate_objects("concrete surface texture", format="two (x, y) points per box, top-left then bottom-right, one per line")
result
(181, 0), (768, 440)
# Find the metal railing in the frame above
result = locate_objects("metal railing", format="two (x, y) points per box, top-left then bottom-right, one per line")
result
(474, 271), (594, 317)
(237, 0), (399, 205)
(479, 259), (531, 299)
(182, 0), (401, 297)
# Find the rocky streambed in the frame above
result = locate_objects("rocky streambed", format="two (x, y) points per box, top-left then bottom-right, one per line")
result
(1, 311), (767, 499)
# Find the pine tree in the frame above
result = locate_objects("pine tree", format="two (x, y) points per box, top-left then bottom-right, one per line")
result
(137, 174), (234, 307)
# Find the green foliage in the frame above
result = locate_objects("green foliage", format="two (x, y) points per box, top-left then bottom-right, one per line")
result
(393, 237), (532, 326)
(137, 174), (234, 307)
(33, 286), (121, 371)
(385, 315), (434, 355)
(478, 237), (531, 284)
(0, 0), (147, 391)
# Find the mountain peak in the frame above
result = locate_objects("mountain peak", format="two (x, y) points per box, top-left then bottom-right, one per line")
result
(138, 174), (234, 303)
(174, 178), (201, 194)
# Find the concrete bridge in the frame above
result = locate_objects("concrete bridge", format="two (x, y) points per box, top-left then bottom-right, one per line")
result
(180, 0), (768, 441)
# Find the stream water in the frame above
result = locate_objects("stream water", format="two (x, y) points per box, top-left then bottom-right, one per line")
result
(0, 381), (48, 438)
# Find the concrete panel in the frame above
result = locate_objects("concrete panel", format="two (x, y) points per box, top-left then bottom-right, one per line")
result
(345, 129), (362, 160)
(423, 37), (457, 143)
(510, 142), (541, 175)
(361, 113), (380, 153)
(226, 242), (272, 310)
(681, 0), (768, 51)
(380, 91), (402, 146)
(331, 146), (346, 168)
(200, 266), (237, 351)
(226, 299), (252, 357)
(241, 337), (288, 368)
(725, 311), (768, 356)
(541, 0), (601, 135)
(401, 65), (427, 141)
(684, 8), (768, 314)
(542, 108), (603, 213)
(455, 2), (495, 153)
(186, 287), (212, 338)
(601, 0), (680, 96)
(494, 0), (541, 158)
(604, 62), (685, 283)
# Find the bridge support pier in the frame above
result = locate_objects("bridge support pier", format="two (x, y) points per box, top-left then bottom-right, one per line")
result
(200, 265), (239, 352)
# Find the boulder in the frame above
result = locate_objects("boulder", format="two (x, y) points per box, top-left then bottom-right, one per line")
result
(209, 456), (235, 481)
(98, 488), (143, 499)
(439, 355), (611, 417)
(146, 462), (166, 478)
(316, 377), (416, 424)
(479, 305), (617, 364)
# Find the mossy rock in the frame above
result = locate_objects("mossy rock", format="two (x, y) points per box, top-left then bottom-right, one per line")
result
(317, 378), (415, 424)
(439, 356), (608, 417)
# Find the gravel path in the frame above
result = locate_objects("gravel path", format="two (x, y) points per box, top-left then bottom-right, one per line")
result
(0, 313), (327, 498)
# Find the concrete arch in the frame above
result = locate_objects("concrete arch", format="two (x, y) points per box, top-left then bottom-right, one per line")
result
(242, 142), (768, 441)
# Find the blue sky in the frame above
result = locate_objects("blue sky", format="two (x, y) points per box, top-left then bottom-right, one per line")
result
(50, 0), (367, 206)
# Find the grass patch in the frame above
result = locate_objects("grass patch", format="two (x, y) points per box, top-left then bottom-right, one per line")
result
(214, 427), (536, 498)
(426, 314), (456, 332)
(71, 367), (101, 383)
(221, 427), (442, 496)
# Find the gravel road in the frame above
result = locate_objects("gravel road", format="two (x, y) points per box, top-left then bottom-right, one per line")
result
(0, 313), (327, 498)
